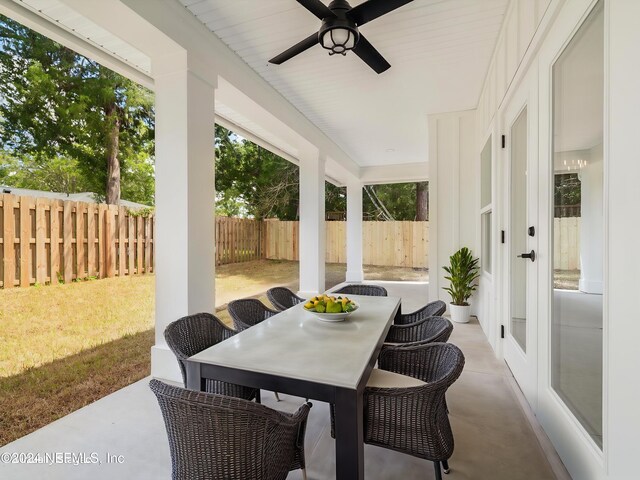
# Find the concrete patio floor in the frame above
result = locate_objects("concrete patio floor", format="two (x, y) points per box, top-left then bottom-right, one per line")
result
(0, 281), (569, 479)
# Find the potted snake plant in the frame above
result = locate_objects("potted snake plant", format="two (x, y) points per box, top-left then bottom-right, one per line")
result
(443, 247), (480, 323)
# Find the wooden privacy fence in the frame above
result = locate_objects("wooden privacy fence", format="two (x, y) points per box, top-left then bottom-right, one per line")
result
(264, 220), (430, 268)
(0, 194), (154, 288)
(1, 197), (579, 289)
(215, 217), (265, 265)
(554, 217), (580, 270)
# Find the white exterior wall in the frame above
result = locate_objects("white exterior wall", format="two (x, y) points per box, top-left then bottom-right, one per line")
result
(436, 0), (640, 478)
(606, 1), (640, 477)
(427, 110), (477, 312)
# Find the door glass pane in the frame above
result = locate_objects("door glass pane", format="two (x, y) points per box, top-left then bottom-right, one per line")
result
(510, 108), (527, 352)
(482, 211), (492, 274)
(551, 1), (603, 449)
(481, 137), (492, 208)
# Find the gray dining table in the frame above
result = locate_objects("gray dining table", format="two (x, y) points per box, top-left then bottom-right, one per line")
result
(186, 293), (401, 480)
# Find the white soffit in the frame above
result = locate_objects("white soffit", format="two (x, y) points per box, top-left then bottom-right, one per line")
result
(179, 0), (509, 167)
(12, 0), (151, 74)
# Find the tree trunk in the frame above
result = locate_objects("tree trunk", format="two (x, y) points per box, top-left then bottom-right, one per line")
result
(416, 181), (428, 221)
(105, 104), (121, 205)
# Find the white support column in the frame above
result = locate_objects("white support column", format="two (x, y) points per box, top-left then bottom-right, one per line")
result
(151, 56), (217, 381)
(346, 180), (364, 282)
(298, 150), (326, 296)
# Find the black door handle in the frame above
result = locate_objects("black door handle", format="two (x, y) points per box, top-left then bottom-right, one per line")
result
(518, 250), (536, 262)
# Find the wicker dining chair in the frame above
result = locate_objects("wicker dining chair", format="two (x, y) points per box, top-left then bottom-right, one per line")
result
(385, 316), (453, 346)
(368, 343), (465, 480)
(395, 300), (447, 325)
(228, 298), (279, 332)
(164, 313), (258, 401)
(333, 284), (388, 296)
(266, 287), (305, 312)
(150, 379), (312, 480)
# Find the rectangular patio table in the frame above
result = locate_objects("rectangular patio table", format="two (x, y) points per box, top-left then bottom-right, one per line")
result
(186, 294), (401, 480)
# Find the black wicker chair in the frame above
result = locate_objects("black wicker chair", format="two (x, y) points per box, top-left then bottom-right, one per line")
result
(385, 316), (453, 346)
(395, 300), (447, 325)
(227, 298), (279, 332)
(150, 380), (312, 480)
(164, 313), (258, 401)
(333, 284), (388, 296)
(368, 343), (465, 480)
(266, 287), (305, 312)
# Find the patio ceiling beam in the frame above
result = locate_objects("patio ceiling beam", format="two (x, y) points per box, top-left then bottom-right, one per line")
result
(360, 163), (429, 185)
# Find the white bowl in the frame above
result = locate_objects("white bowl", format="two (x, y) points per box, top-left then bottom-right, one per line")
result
(304, 302), (359, 322)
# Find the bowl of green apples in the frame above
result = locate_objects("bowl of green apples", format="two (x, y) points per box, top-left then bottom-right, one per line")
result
(303, 294), (359, 322)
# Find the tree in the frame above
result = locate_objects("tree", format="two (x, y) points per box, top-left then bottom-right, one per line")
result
(0, 154), (90, 194)
(415, 182), (428, 221)
(0, 15), (155, 204)
(362, 183), (428, 220)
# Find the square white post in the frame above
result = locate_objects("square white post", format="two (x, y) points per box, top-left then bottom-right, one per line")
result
(151, 60), (216, 381)
(298, 150), (326, 296)
(346, 180), (364, 282)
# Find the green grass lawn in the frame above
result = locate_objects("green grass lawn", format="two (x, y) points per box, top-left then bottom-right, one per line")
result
(0, 259), (427, 446)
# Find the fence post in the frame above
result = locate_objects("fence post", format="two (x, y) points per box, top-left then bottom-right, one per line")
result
(19, 196), (31, 286)
(35, 198), (47, 284)
(76, 202), (86, 280)
(3, 194), (15, 288)
(87, 203), (96, 278)
(118, 206), (127, 276)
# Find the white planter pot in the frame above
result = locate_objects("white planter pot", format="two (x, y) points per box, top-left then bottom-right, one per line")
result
(449, 303), (471, 324)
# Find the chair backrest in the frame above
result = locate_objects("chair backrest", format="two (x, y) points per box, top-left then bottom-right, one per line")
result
(370, 343), (464, 461)
(150, 379), (310, 480)
(164, 313), (236, 386)
(386, 316), (453, 345)
(378, 342), (465, 387)
(266, 287), (304, 311)
(423, 300), (447, 317)
(227, 298), (279, 332)
(333, 284), (388, 297)
(396, 300), (448, 325)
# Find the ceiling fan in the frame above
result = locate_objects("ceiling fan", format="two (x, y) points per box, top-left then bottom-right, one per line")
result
(269, 0), (414, 74)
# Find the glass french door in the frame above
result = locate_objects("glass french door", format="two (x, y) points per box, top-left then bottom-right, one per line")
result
(534, 2), (605, 475)
(502, 71), (538, 407)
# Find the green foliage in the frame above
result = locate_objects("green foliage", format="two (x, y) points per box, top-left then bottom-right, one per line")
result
(0, 14), (155, 204)
(554, 173), (581, 208)
(0, 153), (90, 193)
(215, 126), (424, 221)
(215, 126), (347, 220)
(363, 182), (428, 221)
(443, 247), (480, 306)
(127, 206), (154, 218)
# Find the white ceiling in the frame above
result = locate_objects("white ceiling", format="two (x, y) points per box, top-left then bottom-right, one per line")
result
(179, 0), (509, 167)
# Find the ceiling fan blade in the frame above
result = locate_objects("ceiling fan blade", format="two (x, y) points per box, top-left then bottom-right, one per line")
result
(297, 0), (336, 20)
(353, 34), (390, 74)
(269, 32), (320, 65)
(347, 0), (413, 26)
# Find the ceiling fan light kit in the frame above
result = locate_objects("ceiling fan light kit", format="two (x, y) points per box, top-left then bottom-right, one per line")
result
(269, 0), (413, 74)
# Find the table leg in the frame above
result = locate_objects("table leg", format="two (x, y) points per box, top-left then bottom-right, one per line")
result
(185, 360), (202, 391)
(334, 387), (364, 480)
